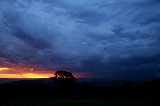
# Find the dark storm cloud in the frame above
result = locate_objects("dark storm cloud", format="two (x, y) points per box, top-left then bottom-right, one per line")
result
(0, 0), (160, 79)
(2, 8), (51, 49)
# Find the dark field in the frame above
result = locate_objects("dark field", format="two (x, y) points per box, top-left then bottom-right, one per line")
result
(2, 99), (159, 106)
(1, 78), (160, 106)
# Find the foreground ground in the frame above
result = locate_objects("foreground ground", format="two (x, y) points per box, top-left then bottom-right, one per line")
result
(2, 99), (159, 106)
(1, 79), (160, 105)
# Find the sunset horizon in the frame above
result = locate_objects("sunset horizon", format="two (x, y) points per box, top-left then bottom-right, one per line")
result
(0, 67), (96, 78)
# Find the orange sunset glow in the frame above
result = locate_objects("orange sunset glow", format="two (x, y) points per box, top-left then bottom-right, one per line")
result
(0, 66), (86, 78)
(0, 67), (9, 71)
(0, 67), (53, 78)
(0, 73), (53, 78)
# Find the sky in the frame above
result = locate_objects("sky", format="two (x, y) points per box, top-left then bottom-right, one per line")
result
(0, 0), (160, 79)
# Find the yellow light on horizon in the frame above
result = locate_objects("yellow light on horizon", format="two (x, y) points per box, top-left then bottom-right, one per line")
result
(0, 67), (9, 71)
(23, 73), (52, 78)
(0, 67), (53, 78)
(0, 73), (52, 78)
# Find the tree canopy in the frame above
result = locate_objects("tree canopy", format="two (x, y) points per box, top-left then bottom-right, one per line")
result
(54, 70), (75, 80)
(51, 70), (75, 87)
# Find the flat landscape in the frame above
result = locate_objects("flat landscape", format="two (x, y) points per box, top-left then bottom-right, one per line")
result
(0, 78), (160, 106)
(2, 99), (159, 106)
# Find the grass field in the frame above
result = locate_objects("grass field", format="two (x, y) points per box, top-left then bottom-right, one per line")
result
(2, 99), (159, 106)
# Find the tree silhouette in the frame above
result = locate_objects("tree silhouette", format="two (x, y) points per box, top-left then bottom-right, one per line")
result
(54, 70), (75, 80)
(52, 70), (75, 87)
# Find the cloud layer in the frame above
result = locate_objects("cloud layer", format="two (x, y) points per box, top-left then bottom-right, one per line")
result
(0, 0), (160, 79)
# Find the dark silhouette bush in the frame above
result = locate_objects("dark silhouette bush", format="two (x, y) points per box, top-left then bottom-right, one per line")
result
(51, 70), (75, 87)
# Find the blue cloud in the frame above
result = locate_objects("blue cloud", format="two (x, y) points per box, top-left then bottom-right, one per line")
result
(0, 0), (160, 79)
